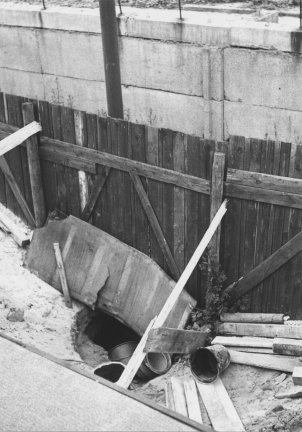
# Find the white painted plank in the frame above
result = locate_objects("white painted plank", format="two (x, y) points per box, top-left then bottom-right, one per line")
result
(183, 379), (203, 423)
(0, 121), (41, 156)
(170, 377), (188, 417)
(196, 377), (245, 432)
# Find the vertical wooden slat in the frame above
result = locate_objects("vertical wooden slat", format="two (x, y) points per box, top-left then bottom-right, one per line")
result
(209, 152), (225, 265)
(130, 123), (149, 256)
(0, 93), (7, 206)
(161, 129), (174, 277)
(146, 126), (164, 268)
(74, 110), (89, 213)
(173, 132), (185, 273)
(38, 100), (58, 214)
(22, 102), (46, 227)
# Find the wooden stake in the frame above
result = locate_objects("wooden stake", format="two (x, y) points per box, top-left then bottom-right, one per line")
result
(22, 103), (46, 227)
(116, 200), (228, 388)
(53, 242), (72, 308)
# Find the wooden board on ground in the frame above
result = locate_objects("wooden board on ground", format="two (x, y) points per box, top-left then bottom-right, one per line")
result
(0, 202), (31, 247)
(220, 313), (285, 324)
(228, 347), (274, 354)
(196, 377), (245, 432)
(167, 377), (203, 424)
(144, 327), (210, 354)
(0, 334), (209, 432)
(217, 323), (302, 339)
(212, 336), (273, 348)
(273, 338), (302, 356)
(292, 367), (302, 385)
(26, 215), (196, 336)
(229, 350), (301, 372)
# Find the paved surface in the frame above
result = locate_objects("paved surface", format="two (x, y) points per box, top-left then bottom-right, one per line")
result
(0, 335), (206, 431)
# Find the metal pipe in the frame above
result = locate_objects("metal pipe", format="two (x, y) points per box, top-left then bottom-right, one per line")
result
(99, 0), (124, 119)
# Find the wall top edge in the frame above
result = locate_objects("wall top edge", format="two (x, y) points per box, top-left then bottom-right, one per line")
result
(0, 2), (301, 53)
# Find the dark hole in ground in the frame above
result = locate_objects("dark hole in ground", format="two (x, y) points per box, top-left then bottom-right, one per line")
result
(85, 309), (140, 351)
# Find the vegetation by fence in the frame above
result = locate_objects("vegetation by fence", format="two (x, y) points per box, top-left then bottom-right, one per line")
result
(1, 92), (302, 318)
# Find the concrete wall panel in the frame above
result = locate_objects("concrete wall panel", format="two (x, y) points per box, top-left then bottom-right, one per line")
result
(225, 48), (302, 111)
(225, 100), (302, 143)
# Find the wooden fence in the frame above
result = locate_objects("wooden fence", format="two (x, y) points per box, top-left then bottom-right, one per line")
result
(1, 93), (302, 318)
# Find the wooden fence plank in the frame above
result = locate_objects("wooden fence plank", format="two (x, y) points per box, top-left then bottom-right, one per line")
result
(22, 103), (46, 227)
(146, 126), (164, 269)
(74, 110), (89, 213)
(209, 152), (225, 264)
(81, 168), (110, 222)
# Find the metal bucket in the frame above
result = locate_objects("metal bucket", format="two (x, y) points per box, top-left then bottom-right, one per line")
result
(109, 341), (172, 381)
(93, 361), (126, 383)
(108, 341), (138, 365)
(189, 344), (230, 383)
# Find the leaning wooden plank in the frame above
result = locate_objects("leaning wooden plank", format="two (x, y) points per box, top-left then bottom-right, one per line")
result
(53, 242), (72, 308)
(229, 350), (301, 372)
(22, 103), (46, 228)
(220, 313), (285, 324)
(144, 327), (210, 354)
(117, 200), (228, 388)
(292, 367), (302, 385)
(0, 203), (31, 247)
(226, 229), (302, 304)
(39, 137), (211, 194)
(196, 377), (245, 432)
(273, 338), (302, 356)
(0, 156), (35, 226)
(183, 379), (203, 423)
(212, 336), (273, 348)
(0, 121), (41, 157)
(170, 377), (188, 417)
(217, 323), (302, 339)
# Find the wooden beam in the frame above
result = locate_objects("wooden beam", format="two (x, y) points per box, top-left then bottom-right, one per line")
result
(209, 152), (225, 264)
(0, 204), (31, 247)
(220, 313), (285, 324)
(227, 168), (302, 195)
(38, 137), (210, 194)
(216, 322), (302, 339)
(81, 168), (111, 222)
(211, 336), (273, 348)
(144, 327), (210, 354)
(116, 200), (228, 389)
(22, 103), (46, 228)
(130, 173), (180, 280)
(39, 147), (96, 174)
(273, 338), (302, 356)
(227, 229), (302, 304)
(53, 242), (72, 308)
(229, 350), (300, 373)
(292, 367), (302, 385)
(0, 156), (35, 226)
(0, 121), (41, 157)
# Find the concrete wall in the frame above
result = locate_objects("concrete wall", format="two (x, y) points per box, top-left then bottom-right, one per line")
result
(0, 4), (302, 142)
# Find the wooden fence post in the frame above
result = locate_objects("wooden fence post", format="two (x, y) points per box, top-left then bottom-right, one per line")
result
(209, 152), (226, 265)
(22, 102), (46, 227)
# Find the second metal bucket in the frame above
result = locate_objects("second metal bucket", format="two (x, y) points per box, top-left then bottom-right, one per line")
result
(189, 344), (230, 383)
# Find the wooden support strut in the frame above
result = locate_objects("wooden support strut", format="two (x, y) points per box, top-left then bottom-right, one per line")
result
(81, 168), (111, 222)
(116, 200), (228, 389)
(22, 103), (46, 227)
(227, 229), (302, 304)
(130, 173), (180, 280)
(53, 242), (72, 308)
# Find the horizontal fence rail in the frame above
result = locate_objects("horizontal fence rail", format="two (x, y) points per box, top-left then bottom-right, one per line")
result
(0, 93), (302, 318)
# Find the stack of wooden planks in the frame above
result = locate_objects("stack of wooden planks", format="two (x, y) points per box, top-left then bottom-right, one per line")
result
(213, 313), (302, 373)
(166, 376), (245, 431)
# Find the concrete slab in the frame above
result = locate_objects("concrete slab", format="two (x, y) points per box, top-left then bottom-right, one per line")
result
(0, 334), (208, 431)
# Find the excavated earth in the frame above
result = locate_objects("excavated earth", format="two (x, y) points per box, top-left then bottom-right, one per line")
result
(0, 213), (302, 431)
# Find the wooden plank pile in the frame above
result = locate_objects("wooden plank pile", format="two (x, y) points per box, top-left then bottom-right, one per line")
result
(213, 312), (302, 385)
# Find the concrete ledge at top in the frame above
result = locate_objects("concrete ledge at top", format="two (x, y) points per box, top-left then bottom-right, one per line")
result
(0, 3), (301, 52)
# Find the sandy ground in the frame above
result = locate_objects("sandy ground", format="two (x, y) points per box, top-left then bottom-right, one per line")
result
(0, 208), (302, 431)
